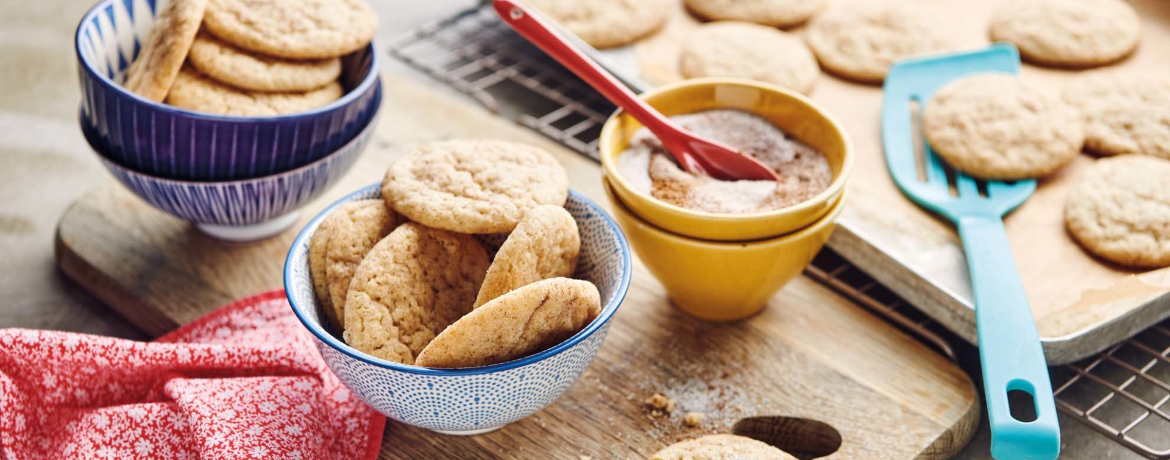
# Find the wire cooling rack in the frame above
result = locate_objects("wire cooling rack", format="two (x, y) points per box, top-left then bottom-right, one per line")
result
(388, 4), (1170, 458)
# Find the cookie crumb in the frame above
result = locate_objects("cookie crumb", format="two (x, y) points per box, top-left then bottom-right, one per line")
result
(644, 393), (676, 416)
(683, 411), (705, 427)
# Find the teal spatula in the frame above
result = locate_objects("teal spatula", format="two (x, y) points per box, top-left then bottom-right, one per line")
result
(881, 43), (1060, 460)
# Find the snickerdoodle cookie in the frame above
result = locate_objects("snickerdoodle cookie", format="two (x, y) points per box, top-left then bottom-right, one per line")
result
(650, 434), (797, 460)
(309, 210), (340, 326)
(1065, 156), (1170, 268)
(522, 0), (670, 49)
(123, 0), (208, 102)
(187, 31), (342, 92)
(324, 200), (400, 327)
(684, 0), (826, 28)
(989, 0), (1140, 68)
(166, 66), (342, 116)
(473, 205), (580, 308)
(679, 22), (819, 94)
(414, 278), (600, 369)
(923, 73), (1083, 180)
(1062, 73), (1170, 158)
(203, 0), (377, 59)
(805, 4), (949, 83)
(382, 140), (570, 234)
(343, 223), (490, 364)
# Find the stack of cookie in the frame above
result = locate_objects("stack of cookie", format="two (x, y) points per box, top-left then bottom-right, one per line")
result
(310, 139), (603, 369)
(122, 0), (377, 116)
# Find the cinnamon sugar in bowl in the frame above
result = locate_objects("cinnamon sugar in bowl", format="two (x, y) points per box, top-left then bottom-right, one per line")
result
(600, 78), (853, 241)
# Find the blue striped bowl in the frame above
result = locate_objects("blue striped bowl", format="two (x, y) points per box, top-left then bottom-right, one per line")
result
(75, 0), (381, 181)
(81, 111), (375, 242)
(285, 185), (633, 434)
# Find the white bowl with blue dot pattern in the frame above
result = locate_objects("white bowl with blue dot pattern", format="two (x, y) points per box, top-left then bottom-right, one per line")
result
(285, 184), (632, 435)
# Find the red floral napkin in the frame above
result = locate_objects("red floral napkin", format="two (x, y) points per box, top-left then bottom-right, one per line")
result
(0, 290), (385, 460)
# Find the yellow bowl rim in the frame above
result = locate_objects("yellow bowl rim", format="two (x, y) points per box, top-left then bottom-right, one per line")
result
(603, 175), (847, 249)
(599, 77), (855, 225)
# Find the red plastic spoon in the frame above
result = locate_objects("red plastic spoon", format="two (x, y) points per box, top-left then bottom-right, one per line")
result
(493, 0), (780, 181)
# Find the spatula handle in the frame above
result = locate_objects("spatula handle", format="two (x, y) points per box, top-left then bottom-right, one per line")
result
(957, 215), (1059, 460)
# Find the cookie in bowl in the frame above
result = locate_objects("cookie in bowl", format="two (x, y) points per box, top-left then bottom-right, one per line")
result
(75, 0), (382, 181)
(285, 140), (632, 434)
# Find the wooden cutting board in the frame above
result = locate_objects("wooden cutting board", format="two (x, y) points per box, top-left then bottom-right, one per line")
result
(629, 0), (1170, 364)
(56, 73), (978, 459)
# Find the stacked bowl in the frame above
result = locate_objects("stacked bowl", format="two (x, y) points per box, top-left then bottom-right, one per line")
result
(74, 0), (382, 242)
(599, 78), (854, 321)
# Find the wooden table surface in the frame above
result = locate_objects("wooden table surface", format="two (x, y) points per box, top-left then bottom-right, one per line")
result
(0, 0), (1150, 458)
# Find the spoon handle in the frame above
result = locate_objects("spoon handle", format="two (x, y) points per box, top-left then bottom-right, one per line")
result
(492, 0), (681, 142)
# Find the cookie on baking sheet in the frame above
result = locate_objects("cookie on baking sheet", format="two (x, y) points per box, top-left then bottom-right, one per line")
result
(523, 0), (670, 49)
(473, 205), (580, 309)
(684, 0), (826, 28)
(308, 212), (340, 327)
(989, 0), (1140, 68)
(187, 32), (342, 93)
(1081, 106), (1170, 160)
(324, 200), (400, 328)
(650, 434), (797, 460)
(382, 140), (570, 234)
(679, 22), (819, 94)
(1065, 156), (1170, 268)
(923, 73), (1083, 180)
(805, 4), (949, 83)
(1062, 73), (1170, 158)
(203, 0), (377, 60)
(166, 67), (342, 116)
(342, 223), (490, 364)
(123, 0), (208, 102)
(414, 278), (600, 369)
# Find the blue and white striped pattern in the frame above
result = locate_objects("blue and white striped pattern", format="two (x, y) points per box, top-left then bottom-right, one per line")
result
(90, 115), (374, 227)
(75, 0), (381, 181)
(284, 187), (633, 434)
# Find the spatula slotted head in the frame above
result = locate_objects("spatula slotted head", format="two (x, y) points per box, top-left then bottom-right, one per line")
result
(881, 44), (1036, 223)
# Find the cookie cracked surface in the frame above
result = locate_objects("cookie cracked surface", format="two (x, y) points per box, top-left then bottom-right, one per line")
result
(1062, 72), (1170, 159)
(684, 0), (826, 28)
(123, 0), (208, 102)
(805, 4), (949, 83)
(474, 205), (580, 308)
(924, 73), (1083, 180)
(203, 0), (377, 59)
(523, 0), (669, 49)
(680, 22), (819, 94)
(166, 66), (342, 116)
(187, 31), (342, 92)
(383, 140), (570, 234)
(415, 278), (600, 369)
(650, 434), (797, 460)
(1065, 156), (1170, 268)
(989, 0), (1140, 68)
(342, 223), (490, 364)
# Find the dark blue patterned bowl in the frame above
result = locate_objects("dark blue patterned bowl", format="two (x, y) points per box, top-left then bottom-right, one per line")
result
(285, 185), (633, 434)
(80, 110), (375, 242)
(75, 0), (381, 181)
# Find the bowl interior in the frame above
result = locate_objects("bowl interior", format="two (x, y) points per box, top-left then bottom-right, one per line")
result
(600, 78), (853, 220)
(76, 0), (376, 114)
(285, 186), (633, 375)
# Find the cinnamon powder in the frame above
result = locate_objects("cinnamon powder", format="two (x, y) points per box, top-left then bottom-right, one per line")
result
(617, 109), (832, 214)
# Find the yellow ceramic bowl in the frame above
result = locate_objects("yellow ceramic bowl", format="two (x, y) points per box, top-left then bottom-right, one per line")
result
(603, 176), (845, 321)
(599, 78), (853, 241)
